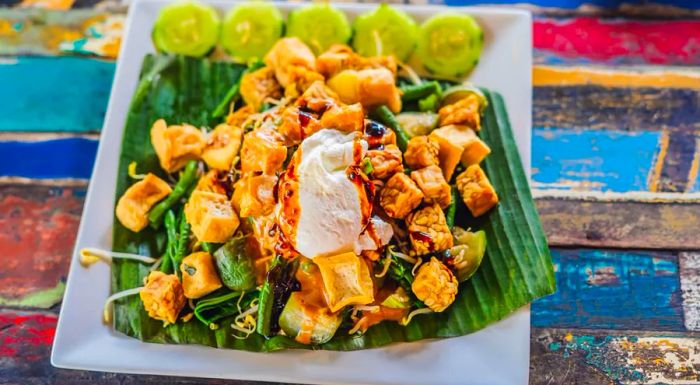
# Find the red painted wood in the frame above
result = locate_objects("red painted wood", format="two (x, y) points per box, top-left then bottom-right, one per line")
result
(0, 186), (84, 300)
(534, 17), (700, 64)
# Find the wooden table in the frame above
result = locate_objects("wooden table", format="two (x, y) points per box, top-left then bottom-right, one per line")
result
(1, 0), (699, 383)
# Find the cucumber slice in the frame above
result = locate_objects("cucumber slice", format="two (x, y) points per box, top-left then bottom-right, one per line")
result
(279, 292), (341, 345)
(286, 4), (351, 55)
(152, 1), (220, 57)
(416, 13), (483, 78)
(221, 2), (283, 62)
(352, 4), (417, 61)
(451, 229), (487, 282)
(395, 112), (439, 137)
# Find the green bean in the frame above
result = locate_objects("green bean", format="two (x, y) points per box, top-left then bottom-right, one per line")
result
(400, 81), (441, 102)
(374, 105), (410, 152)
(418, 94), (439, 112)
(256, 256), (282, 337)
(211, 60), (266, 118)
(159, 210), (178, 273)
(148, 160), (199, 227)
(171, 210), (191, 277)
(445, 186), (459, 230)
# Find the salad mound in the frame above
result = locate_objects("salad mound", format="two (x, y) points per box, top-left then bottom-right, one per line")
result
(88, 2), (555, 351)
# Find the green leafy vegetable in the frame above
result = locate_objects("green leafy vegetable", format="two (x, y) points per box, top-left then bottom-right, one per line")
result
(211, 60), (265, 118)
(213, 235), (256, 291)
(148, 160), (199, 227)
(194, 290), (243, 327)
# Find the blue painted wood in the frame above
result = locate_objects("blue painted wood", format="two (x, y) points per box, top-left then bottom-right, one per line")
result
(531, 127), (661, 192)
(0, 138), (97, 179)
(531, 248), (684, 331)
(0, 57), (114, 133)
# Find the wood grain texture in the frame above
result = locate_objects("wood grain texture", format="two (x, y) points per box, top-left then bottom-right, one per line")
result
(531, 249), (684, 331)
(531, 328), (700, 385)
(536, 197), (700, 249)
(679, 252), (700, 332)
(0, 185), (83, 306)
(0, 136), (97, 180)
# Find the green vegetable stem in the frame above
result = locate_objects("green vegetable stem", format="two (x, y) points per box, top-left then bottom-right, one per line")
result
(159, 209), (178, 274)
(445, 186), (459, 229)
(400, 81), (441, 102)
(148, 160), (199, 227)
(374, 105), (410, 152)
(212, 60), (266, 118)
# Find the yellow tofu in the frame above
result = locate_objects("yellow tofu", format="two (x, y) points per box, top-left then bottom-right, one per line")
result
(140, 271), (186, 324)
(327, 68), (402, 113)
(180, 252), (223, 299)
(115, 173), (172, 232)
(320, 103), (365, 133)
(238, 174), (278, 217)
(240, 128), (288, 175)
(150, 119), (205, 172)
(202, 123), (243, 171)
(240, 67), (282, 112)
(185, 190), (240, 243)
(314, 252), (374, 312)
(430, 124), (491, 168)
(455, 164), (499, 217)
(264, 37), (317, 88)
(195, 170), (229, 196)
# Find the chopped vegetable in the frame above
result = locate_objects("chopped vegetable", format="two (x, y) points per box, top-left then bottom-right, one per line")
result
(400, 81), (441, 102)
(286, 4), (351, 55)
(152, 0), (220, 57)
(351, 4), (417, 61)
(395, 112), (439, 138)
(220, 2), (283, 62)
(381, 287), (411, 309)
(373, 105), (410, 152)
(444, 186), (459, 229)
(213, 235), (256, 291)
(416, 13), (483, 78)
(193, 290), (247, 327)
(180, 251), (223, 299)
(279, 292), (342, 344)
(418, 93), (439, 112)
(257, 257), (300, 337)
(148, 160), (199, 227)
(450, 229), (486, 282)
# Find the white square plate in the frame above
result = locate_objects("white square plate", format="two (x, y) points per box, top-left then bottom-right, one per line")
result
(52, 1), (533, 384)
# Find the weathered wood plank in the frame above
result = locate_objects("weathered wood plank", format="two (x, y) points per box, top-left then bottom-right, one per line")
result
(534, 17), (700, 65)
(531, 327), (700, 385)
(536, 197), (700, 249)
(534, 86), (700, 131)
(532, 127), (662, 192)
(0, 185), (83, 306)
(0, 136), (97, 180)
(0, 57), (113, 132)
(531, 249), (684, 331)
(679, 252), (700, 332)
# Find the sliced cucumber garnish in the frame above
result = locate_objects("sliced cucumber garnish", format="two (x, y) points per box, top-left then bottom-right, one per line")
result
(279, 292), (341, 345)
(352, 4), (417, 61)
(286, 4), (351, 55)
(152, 1), (220, 57)
(220, 2), (283, 62)
(395, 112), (439, 137)
(416, 13), (483, 78)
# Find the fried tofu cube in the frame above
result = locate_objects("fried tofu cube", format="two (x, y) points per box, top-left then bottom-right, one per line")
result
(327, 68), (402, 113)
(411, 165), (452, 208)
(431, 124), (491, 167)
(116, 173), (172, 232)
(226, 105), (255, 128)
(379, 173), (424, 219)
(140, 271), (186, 324)
(185, 190), (240, 243)
(180, 251), (223, 299)
(404, 135), (440, 170)
(238, 174), (278, 217)
(406, 203), (454, 254)
(195, 170), (230, 196)
(320, 103), (364, 132)
(264, 37), (317, 88)
(314, 252), (374, 312)
(297, 80), (340, 112)
(438, 94), (481, 130)
(461, 134), (491, 166)
(240, 67), (282, 112)
(429, 125), (466, 181)
(367, 144), (403, 180)
(202, 123), (243, 171)
(150, 119), (205, 172)
(240, 128), (287, 175)
(455, 164), (499, 217)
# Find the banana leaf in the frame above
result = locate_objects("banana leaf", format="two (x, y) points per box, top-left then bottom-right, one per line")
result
(112, 54), (556, 351)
